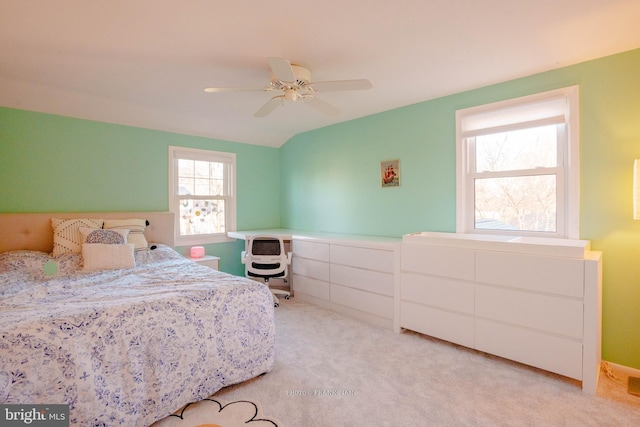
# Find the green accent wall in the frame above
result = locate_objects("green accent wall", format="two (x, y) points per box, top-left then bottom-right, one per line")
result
(2, 48), (639, 370)
(0, 108), (281, 275)
(281, 48), (640, 370)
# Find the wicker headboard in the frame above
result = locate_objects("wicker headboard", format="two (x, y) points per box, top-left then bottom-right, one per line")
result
(0, 212), (175, 253)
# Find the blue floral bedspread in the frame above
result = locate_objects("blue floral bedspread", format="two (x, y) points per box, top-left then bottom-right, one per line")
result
(0, 245), (276, 426)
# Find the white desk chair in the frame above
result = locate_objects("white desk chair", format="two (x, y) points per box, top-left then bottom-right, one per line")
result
(241, 235), (292, 307)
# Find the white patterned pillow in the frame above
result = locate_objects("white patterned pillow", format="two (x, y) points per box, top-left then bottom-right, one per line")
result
(78, 227), (129, 245)
(51, 218), (104, 256)
(82, 243), (135, 271)
(103, 218), (148, 250)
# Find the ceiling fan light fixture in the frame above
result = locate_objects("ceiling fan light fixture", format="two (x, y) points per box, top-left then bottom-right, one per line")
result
(284, 88), (298, 101)
(205, 57), (371, 117)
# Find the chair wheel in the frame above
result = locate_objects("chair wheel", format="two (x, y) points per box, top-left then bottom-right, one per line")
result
(274, 303), (279, 307)
(284, 295), (290, 300)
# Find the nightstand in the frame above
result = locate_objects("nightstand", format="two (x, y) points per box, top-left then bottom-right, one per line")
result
(188, 255), (220, 270)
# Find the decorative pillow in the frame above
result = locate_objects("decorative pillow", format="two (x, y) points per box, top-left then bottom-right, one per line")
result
(103, 219), (149, 250)
(78, 227), (129, 245)
(82, 243), (135, 271)
(51, 218), (104, 256)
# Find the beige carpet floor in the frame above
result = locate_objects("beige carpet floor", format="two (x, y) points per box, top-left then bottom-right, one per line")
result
(157, 299), (640, 426)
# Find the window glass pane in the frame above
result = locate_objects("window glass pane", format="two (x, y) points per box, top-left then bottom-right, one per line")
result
(178, 159), (194, 175)
(210, 162), (225, 195)
(178, 159), (225, 196)
(475, 175), (556, 232)
(475, 125), (558, 172)
(194, 160), (210, 177)
(179, 199), (225, 235)
(178, 160), (195, 195)
(178, 177), (193, 195)
(194, 178), (210, 195)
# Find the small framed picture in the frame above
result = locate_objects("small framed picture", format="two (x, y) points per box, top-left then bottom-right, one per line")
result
(381, 159), (400, 187)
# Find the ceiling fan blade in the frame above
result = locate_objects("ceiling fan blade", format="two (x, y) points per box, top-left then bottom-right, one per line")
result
(304, 96), (340, 116)
(254, 96), (284, 118)
(204, 87), (264, 93)
(311, 79), (372, 92)
(267, 57), (296, 82)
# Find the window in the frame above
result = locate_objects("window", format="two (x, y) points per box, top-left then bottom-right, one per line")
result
(168, 146), (236, 245)
(456, 86), (579, 238)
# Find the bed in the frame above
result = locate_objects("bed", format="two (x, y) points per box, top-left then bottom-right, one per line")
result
(0, 212), (276, 426)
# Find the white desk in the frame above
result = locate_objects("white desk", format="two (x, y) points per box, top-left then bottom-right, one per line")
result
(228, 229), (401, 248)
(227, 229), (293, 241)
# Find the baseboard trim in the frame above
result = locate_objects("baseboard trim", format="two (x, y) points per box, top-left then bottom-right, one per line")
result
(603, 360), (640, 379)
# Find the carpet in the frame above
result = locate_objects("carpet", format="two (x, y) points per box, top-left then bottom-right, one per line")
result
(153, 398), (281, 427)
(152, 300), (640, 426)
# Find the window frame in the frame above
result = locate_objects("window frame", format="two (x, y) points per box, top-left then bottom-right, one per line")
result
(455, 86), (580, 239)
(168, 146), (236, 245)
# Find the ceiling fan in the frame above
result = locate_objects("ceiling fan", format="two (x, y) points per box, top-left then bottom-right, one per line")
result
(204, 57), (372, 118)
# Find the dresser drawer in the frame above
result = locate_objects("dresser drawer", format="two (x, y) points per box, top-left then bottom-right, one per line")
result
(331, 284), (394, 319)
(476, 286), (583, 339)
(475, 319), (583, 380)
(401, 273), (474, 315)
(292, 239), (330, 262)
(292, 257), (330, 281)
(330, 244), (395, 273)
(331, 264), (394, 296)
(400, 301), (474, 348)
(401, 243), (475, 281)
(293, 274), (330, 301)
(476, 251), (584, 297)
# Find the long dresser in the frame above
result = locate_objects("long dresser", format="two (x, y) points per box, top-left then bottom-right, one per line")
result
(228, 229), (602, 394)
(291, 234), (400, 330)
(400, 232), (602, 395)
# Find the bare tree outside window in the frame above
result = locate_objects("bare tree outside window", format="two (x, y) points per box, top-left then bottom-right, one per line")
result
(473, 125), (560, 232)
(456, 86), (579, 239)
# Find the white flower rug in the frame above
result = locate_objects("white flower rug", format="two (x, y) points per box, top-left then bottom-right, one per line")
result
(153, 398), (281, 427)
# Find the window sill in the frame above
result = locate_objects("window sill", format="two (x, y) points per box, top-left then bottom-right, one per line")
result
(175, 234), (236, 246)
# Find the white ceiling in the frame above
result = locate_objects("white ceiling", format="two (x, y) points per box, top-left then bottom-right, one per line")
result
(1, 0), (639, 148)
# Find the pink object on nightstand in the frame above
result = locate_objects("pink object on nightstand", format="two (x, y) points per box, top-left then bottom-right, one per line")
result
(190, 246), (205, 258)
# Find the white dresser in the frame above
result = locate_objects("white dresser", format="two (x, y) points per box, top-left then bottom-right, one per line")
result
(292, 236), (399, 330)
(290, 238), (331, 308)
(228, 229), (602, 394)
(400, 232), (602, 394)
